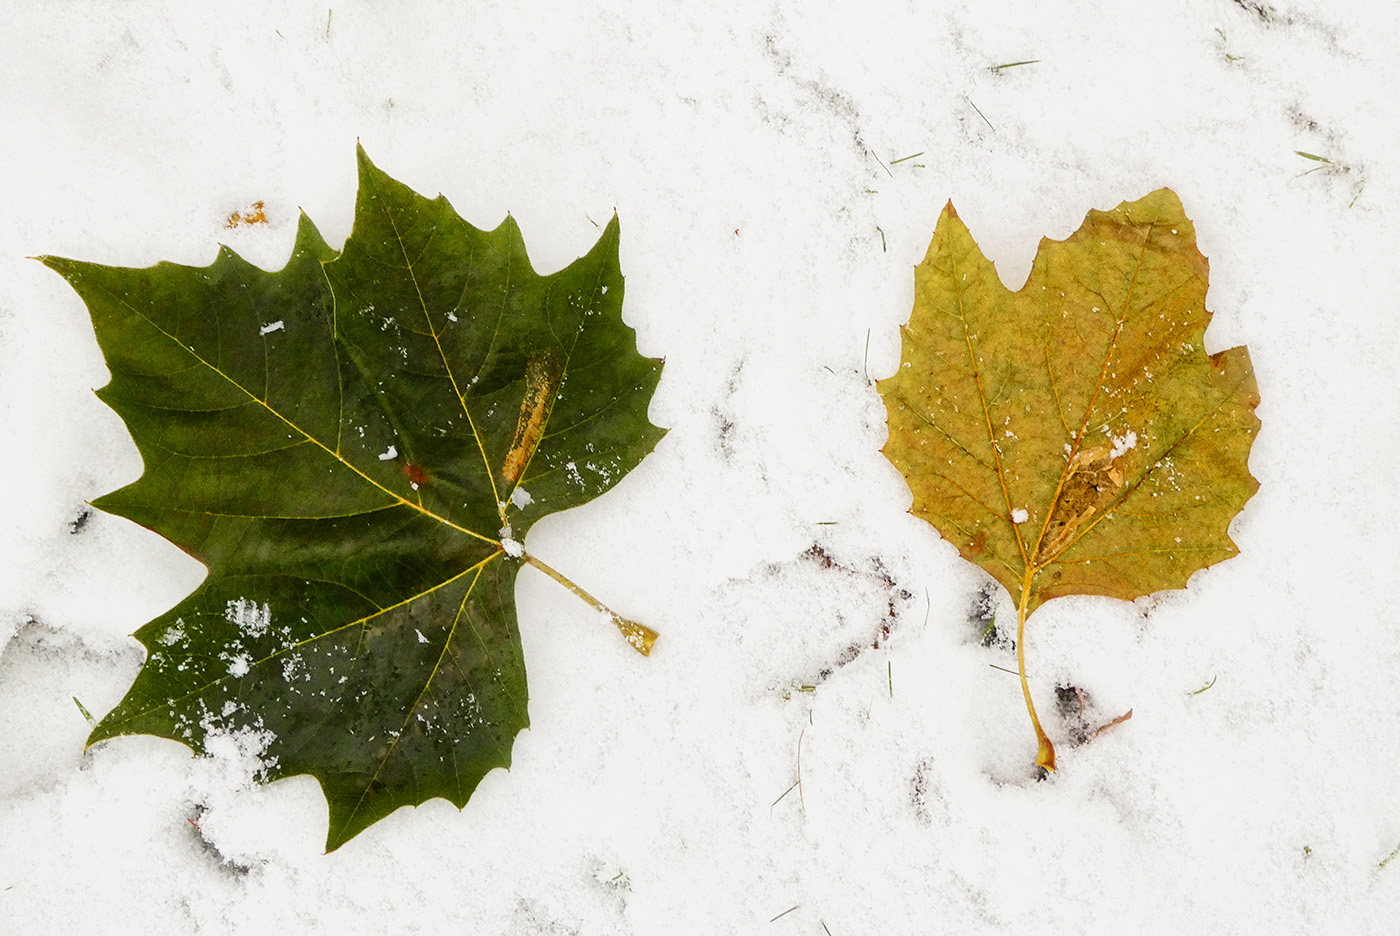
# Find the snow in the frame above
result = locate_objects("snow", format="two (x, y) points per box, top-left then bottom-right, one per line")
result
(1109, 429), (1138, 459)
(259, 320), (284, 335)
(1011, 508), (1029, 524)
(2, 1), (1399, 933)
(225, 598), (271, 638)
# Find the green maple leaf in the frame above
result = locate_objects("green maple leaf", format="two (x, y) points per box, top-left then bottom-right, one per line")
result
(42, 146), (666, 850)
(879, 189), (1260, 770)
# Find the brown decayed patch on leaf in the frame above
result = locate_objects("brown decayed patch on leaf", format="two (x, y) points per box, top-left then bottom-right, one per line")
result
(503, 351), (564, 485)
(1034, 442), (1125, 565)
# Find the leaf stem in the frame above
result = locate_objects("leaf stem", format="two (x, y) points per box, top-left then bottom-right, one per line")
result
(1017, 569), (1056, 771)
(523, 552), (658, 656)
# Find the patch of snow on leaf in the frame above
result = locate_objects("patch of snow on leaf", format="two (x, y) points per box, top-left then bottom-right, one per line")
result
(510, 486), (533, 508)
(259, 320), (284, 335)
(199, 713), (278, 784)
(1012, 508), (1029, 524)
(226, 655), (251, 678)
(280, 653), (303, 682)
(1110, 430), (1138, 459)
(501, 537), (523, 558)
(225, 597), (270, 637)
(378, 444), (397, 461)
(416, 629), (428, 644)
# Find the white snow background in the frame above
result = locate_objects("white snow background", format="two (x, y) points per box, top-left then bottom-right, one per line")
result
(2, 1), (1398, 932)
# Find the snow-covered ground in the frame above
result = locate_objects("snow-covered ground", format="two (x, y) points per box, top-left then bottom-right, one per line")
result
(2, 1), (1398, 932)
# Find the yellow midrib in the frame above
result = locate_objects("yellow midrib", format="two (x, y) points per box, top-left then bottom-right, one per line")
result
(378, 204), (506, 527)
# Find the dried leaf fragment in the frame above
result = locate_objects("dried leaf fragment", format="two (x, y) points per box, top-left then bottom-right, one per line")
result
(225, 200), (268, 227)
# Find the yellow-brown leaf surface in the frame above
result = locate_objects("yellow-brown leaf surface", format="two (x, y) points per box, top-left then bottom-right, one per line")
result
(879, 189), (1260, 767)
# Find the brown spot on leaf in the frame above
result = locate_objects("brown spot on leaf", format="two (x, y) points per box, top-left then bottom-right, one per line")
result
(966, 529), (988, 557)
(502, 351), (563, 484)
(401, 462), (430, 487)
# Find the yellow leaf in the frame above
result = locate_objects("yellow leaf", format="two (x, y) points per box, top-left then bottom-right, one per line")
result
(880, 190), (1260, 770)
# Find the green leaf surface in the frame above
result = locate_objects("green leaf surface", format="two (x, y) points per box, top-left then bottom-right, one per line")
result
(43, 146), (665, 850)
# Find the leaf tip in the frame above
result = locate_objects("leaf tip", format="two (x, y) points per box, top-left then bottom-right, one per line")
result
(354, 142), (387, 188)
(34, 254), (74, 278)
(597, 211), (622, 250)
